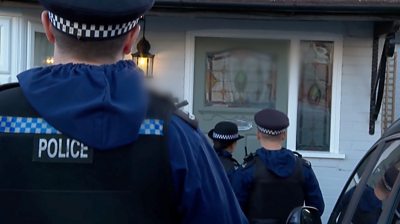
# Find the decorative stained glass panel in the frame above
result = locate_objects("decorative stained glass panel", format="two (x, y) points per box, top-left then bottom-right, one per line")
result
(297, 40), (334, 151)
(205, 49), (277, 108)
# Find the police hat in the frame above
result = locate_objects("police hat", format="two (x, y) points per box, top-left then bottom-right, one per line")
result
(208, 121), (244, 142)
(38, 0), (155, 40)
(254, 108), (289, 136)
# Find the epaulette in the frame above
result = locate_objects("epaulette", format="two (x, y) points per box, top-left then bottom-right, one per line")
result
(293, 151), (303, 158)
(0, 82), (19, 92)
(148, 90), (176, 108)
(302, 159), (311, 168)
(148, 89), (198, 130)
(293, 151), (311, 168)
(174, 109), (198, 130)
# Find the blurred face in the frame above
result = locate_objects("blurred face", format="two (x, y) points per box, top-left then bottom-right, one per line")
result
(227, 142), (237, 153)
(374, 186), (389, 201)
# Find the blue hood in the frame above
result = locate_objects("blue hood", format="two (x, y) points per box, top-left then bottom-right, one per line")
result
(17, 60), (148, 150)
(256, 148), (296, 177)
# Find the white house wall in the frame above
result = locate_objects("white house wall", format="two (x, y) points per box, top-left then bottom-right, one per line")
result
(145, 15), (381, 222)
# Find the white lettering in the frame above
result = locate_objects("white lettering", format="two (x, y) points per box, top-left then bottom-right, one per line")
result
(38, 139), (47, 158)
(47, 138), (58, 158)
(81, 145), (88, 158)
(66, 138), (70, 158)
(58, 138), (66, 158)
(70, 140), (80, 158)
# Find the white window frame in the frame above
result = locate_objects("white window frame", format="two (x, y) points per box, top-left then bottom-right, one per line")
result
(184, 29), (345, 159)
(0, 17), (11, 75)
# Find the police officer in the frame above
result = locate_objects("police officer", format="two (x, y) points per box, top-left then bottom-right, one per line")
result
(337, 165), (400, 224)
(0, 1), (248, 223)
(208, 121), (244, 181)
(232, 108), (324, 224)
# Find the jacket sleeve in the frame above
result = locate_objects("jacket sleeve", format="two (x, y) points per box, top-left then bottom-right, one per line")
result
(303, 164), (325, 216)
(167, 115), (248, 224)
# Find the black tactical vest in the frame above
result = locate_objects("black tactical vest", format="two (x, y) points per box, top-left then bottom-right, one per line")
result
(0, 83), (180, 224)
(218, 154), (239, 174)
(246, 156), (305, 224)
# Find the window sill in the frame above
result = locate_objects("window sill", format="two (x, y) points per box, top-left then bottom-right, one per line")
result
(296, 151), (346, 159)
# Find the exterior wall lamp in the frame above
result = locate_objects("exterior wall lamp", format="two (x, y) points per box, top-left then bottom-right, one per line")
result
(131, 17), (154, 78)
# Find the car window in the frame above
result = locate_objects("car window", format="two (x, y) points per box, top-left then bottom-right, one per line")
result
(351, 139), (400, 224)
(329, 139), (400, 224)
(328, 145), (376, 223)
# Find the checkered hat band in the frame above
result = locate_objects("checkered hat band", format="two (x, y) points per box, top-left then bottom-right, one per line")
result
(0, 116), (163, 136)
(212, 132), (239, 140)
(257, 126), (286, 136)
(48, 12), (139, 39)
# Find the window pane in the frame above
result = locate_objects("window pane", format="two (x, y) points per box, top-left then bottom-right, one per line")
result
(193, 37), (290, 160)
(297, 41), (334, 151)
(206, 49), (278, 108)
(34, 32), (54, 67)
(195, 37), (289, 111)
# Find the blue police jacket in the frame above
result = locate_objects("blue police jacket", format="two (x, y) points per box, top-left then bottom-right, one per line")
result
(231, 148), (325, 216)
(338, 186), (382, 224)
(17, 60), (248, 224)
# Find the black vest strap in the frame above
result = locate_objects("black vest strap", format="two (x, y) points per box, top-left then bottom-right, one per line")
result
(0, 84), (179, 224)
(247, 155), (305, 224)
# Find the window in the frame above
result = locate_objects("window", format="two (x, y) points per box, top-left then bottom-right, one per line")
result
(192, 36), (290, 159)
(0, 17), (11, 74)
(296, 41), (334, 152)
(288, 37), (342, 157)
(186, 31), (343, 159)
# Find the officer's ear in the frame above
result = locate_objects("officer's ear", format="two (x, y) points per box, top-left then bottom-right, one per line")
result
(281, 132), (287, 141)
(41, 11), (55, 44)
(256, 131), (261, 140)
(123, 25), (140, 55)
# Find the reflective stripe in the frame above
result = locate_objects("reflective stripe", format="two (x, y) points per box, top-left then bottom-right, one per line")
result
(0, 116), (163, 136)
(0, 116), (59, 134)
(139, 119), (164, 136)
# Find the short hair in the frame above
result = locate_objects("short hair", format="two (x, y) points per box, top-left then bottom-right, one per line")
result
(258, 131), (286, 141)
(213, 141), (235, 151)
(53, 28), (128, 61)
